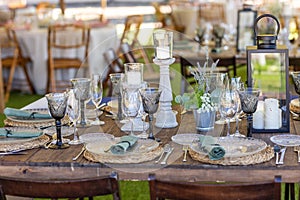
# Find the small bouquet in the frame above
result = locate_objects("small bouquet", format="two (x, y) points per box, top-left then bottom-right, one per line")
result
(175, 59), (219, 113)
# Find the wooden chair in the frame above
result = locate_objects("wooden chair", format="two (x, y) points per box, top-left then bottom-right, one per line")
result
(199, 2), (227, 25)
(36, 1), (56, 11)
(0, 172), (121, 200)
(0, 26), (35, 102)
(103, 48), (124, 96)
(118, 15), (150, 65)
(0, 48), (5, 113)
(46, 23), (90, 93)
(148, 174), (281, 200)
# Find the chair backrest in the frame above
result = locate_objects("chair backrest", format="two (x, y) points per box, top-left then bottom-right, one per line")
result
(199, 2), (226, 24)
(47, 23), (90, 59)
(120, 42), (138, 63)
(103, 48), (124, 96)
(120, 15), (143, 47)
(0, 172), (121, 200)
(148, 174), (281, 200)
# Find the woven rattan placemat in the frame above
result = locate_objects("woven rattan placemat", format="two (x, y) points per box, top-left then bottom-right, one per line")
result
(189, 145), (274, 165)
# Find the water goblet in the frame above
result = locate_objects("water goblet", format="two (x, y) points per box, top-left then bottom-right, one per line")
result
(66, 88), (82, 145)
(238, 88), (260, 137)
(140, 87), (161, 141)
(90, 74), (105, 125)
(70, 78), (91, 127)
(46, 92), (69, 149)
(219, 89), (238, 137)
(122, 86), (141, 136)
(109, 73), (124, 121)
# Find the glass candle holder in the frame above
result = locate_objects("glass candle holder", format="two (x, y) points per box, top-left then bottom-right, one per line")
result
(124, 63), (143, 86)
(153, 30), (173, 60)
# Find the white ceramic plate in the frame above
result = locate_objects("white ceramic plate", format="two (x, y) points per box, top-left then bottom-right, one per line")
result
(85, 138), (159, 156)
(270, 134), (300, 147)
(79, 132), (114, 144)
(171, 133), (199, 145)
(43, 126), (74, 137)
(0, 127), (43, 144)
(190, 136), (267, 158)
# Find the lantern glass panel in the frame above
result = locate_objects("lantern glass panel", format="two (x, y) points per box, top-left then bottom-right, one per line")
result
(247, 46), (289, 133)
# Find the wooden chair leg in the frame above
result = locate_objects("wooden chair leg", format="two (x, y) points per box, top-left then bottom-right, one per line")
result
(5, 56), (18, 102)
(21, 62), (36, 94)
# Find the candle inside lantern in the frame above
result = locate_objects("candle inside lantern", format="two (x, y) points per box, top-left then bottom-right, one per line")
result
(153, 30), (173, 60)
(264, 98), (281, 129)
(253, 101), (264, 129)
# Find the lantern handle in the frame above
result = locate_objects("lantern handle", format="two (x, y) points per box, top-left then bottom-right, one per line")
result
(254, 13), (280, 37)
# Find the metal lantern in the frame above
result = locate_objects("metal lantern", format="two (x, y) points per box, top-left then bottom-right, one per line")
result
(247, 14), (290, 133)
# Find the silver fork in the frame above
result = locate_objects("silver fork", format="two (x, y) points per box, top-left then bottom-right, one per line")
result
(294, 146), (300, 162)
(161, 147), (174, 165)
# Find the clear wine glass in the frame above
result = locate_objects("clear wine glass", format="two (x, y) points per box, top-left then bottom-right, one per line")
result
(238, 88), (260, 137)
(66, 88), (82, 145)
(231, 77), (245, 137)
(70, 78), (91, 127)
(90, 74), (105, 125)
(122, 86), (141, 136)
(219, 88), (238, 137)
(140, 87), (161, 141)
(45, 92), (69, 149)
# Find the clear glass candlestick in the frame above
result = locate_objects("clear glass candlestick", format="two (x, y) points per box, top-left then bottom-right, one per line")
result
(109, 73), (124, 121)
(124, 63), (143, 86)
(153, 30), (173, 60)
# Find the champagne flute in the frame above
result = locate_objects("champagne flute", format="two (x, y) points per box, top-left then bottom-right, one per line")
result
(90, 74), (105, 125)
(45, 92), (69, 149)
(67, 88), (82, 145)
(122, 86), (141, 136)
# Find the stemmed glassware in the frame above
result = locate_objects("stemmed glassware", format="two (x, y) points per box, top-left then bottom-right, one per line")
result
(66, 88), (82, 145)
(219, 87), (238, 137)
(238, 88), (260, 137)
(90, 74), (105, 125)
(46, 92), (69, 149)
(122, 87), (141, 136)
(109, 73), (124, 121)
(231, 77), (245, 137)
(70, 78), (91, 127)
(140, 87), (161, 141)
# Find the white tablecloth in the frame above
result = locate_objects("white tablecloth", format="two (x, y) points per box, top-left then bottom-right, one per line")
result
(15, 24), (118, 94)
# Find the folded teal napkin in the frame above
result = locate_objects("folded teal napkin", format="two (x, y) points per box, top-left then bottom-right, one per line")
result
(110, 135), (138, 154)
(0, 128), (43, 138)
(4, 107), (52, 119)
(199, 135), (225, 160)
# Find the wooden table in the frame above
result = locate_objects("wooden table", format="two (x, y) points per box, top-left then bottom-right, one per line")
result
(0, 99), (300, 183)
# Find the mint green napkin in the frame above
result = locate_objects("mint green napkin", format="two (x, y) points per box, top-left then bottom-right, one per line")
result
(4, 107), (52, 119)
(110, 135), (138, 154)
(0, 128), (43, 138)
(199, 135), (225, 160)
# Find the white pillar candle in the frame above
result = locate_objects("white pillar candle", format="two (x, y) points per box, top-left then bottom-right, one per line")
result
(253, 101), (264, 129)
(127, 71), (141, 85)
(264, 98), (280, 129)
(156, 46), (170, 59)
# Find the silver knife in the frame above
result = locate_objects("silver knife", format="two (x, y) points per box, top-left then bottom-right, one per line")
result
(278, 147), (287, 165)
(0, 149), (27, 155)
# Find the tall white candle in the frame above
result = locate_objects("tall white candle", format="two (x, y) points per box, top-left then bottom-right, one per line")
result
(253, 101), (264, 129)
(264, 98), (280, 129)
(127, 71), (141, 85)
(156, 46), (170, 59)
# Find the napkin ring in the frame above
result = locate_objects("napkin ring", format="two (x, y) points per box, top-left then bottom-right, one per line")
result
(4, 129), (12, 137)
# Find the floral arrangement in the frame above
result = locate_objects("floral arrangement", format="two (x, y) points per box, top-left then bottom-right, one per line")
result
(175, 58), (219, 113)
